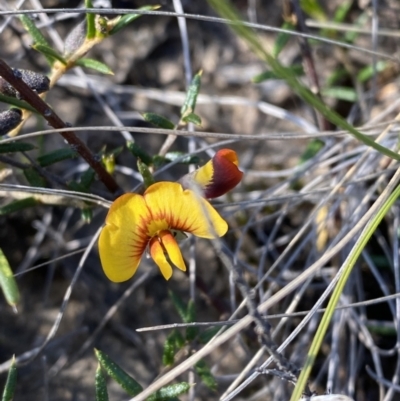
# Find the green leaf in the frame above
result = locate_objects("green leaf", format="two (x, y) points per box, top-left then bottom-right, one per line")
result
(300, 0), (327, 21)
(95, 349), (143, 396)
(0, 94), (37, 113)
(81, 207), (93, 224)
(85, 0), (96, 39)
(127, 141), (153, 165)
(0, 248), (20, 310)
(95, 364), (109, 401)
(109, 6), (160, 35)
(80, 168), (96, 190)
(273, 21), (295, 58)
(252, 65), (304, 83)
(0, 198), (38, 216)
(142, 112), (175, 130)
(146, 382), (191, 401)
(75, 58), (114, 75)
(37, 148), (78, 167)
(333, 0), (353, 23)
(185, 300), (199, 341)
(162, 330), (184, 366)
(195, 360), (217, 391)
(164, 152), (200, 165)
(32, 44), (67, 65)
(180, 71), (202, 118)
(169, 291), (187, 322)
(321, 86), (357, 102)
(1, 357), (17, 401)
(357, 61), (389, 83)
(181, 112), (202, 126)
(298, 139), (324, 164)
(19, 15), (54, 66)
(23, 168), (47, 187)
(137, 159), (155, 188)
(0, 142), (35, 153)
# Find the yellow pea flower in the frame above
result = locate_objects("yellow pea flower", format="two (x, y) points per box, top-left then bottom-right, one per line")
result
(99, 182), (227, 282)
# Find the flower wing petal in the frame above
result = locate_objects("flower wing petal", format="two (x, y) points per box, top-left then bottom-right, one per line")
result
(149, 237), (173, 280)
(159, 230), (186, 272)
(144, 182), (228, 239)
(99, 193), (151, 282)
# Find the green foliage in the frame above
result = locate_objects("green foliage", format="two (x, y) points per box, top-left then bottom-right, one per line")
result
(298, 139), (324, 165)
(195, 360), (217, 391)
(95, 349), (143, 396)
(75, 58), (114, 75)
(19, 15), (54, 65)
(0, 142), (35, 153)
(146, 383), (191, 401)
(162, 330), (185, 366)
(137, 159), (155, 188)
(252, 65), (304, 83)
(23, 167), (47, 187)
(0, 198), (38, 216)
(37, 148), (78, 167)
(85, 0), (96, 39)
(0, 249), (20, 310)
(181, 112), (201, 126)
(95, 364), (109, 401)
(180, 71), (202, 118)
(272, 21), (295, 58)
(109, 6), (160, 35)
(127, 141), (153, 165)
(1, 358), (17, 401)
(0, 94), (37, 113)
(142, 112), (175, 130)
(32, 44), (67, 65)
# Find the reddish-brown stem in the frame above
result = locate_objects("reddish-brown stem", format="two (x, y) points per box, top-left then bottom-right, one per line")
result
(0, 58), (120, 194)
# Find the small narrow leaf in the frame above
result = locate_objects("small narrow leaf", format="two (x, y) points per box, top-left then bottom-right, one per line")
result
(32, 44), (67, 65)
(185, 300), (199, 341)
(162, 330), (185, 366)
(85, 0), (96, 39)
(0, 109), (22, 136)
(1, 356), (17, 401)
(109, 6), (160, 35)
(126, 141), (153, 165)
(0, 198), (38, 216)
(273, 21), (295, 58)
(195, 360), (217, 391)
(181, 112), (201, 126)
(180, 70), (202, 118)
(321, 86), (357, 102)
(299, 139), (324, 164)
(169, 291), (187, 322)
(80, 168), (96, 189)
(146, 382), (191, 401)
(0, 249), (20, 309)
(198, 326), (221, 344)
(0, 142), (35, 153)
(95, 364), (109, 401)
(357, 61), (389, 83)
(142, 113), (175, 130)
(95, 349), (143, 396)
(37, 148), (78, 167)
(23, 168), (47, 187)
(164, 152), (200, 165)
(0, 94), (37, 113)
(19, 15), (54, 65)
(137, 159), (155, 188)
(75, 58), (114, 75)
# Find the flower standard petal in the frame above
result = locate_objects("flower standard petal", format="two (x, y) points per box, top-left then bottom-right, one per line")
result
(179, 149), (243, 198)
(158, 230), (186, 272)
(144, 182), (228, 239)
(99, 193), (151, 282)
(149, 237), (173, 280)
